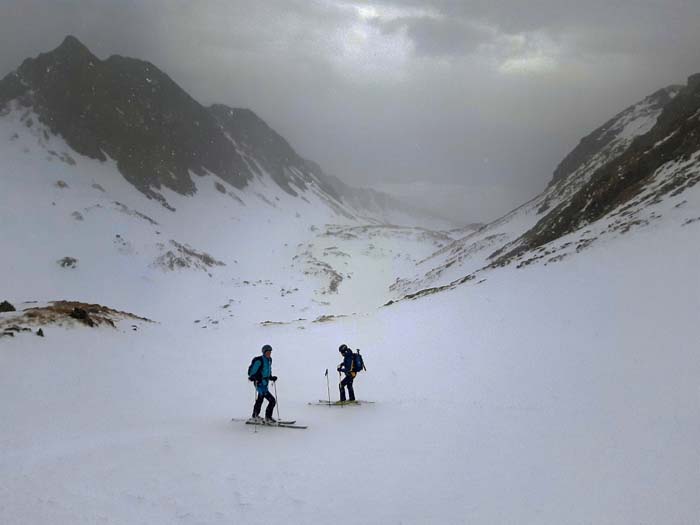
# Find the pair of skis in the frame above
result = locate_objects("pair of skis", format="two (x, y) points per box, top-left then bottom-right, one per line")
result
(232, 401), (375, 430)
(231, 417), (307, 429)
(308, 399), (373, 406)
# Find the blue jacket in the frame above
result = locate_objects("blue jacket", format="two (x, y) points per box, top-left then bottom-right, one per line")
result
(338, 350), (354, 374)
(249, 355), (273, 393)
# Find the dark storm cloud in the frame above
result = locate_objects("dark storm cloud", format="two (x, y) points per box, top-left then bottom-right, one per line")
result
(1, 1), (700, 224)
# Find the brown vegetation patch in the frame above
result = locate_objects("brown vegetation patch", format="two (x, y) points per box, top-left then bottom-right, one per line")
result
(0, 300), (153, 332)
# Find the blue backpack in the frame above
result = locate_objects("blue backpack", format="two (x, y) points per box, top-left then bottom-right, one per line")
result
(248, 356), (263, 382)
(352, 351), (365, 373)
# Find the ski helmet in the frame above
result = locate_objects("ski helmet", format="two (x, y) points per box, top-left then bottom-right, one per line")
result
(262, 344), (272, 354)
(338, 344), (348, 353)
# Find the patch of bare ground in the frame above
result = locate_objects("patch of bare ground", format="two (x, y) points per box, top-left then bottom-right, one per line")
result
(0, 301), (153, 334)
(313, 314), (348, 323)
(153, 240), (225, 273)
(113, 201), (159, 226)
(300, 258), (344, 294)
(260, 318), (307, 327)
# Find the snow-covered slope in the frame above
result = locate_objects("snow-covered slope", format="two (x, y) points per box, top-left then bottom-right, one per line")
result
(1, 188), (698, 524)
(0, 93), (453, 318)
(391, 79), (697, 300)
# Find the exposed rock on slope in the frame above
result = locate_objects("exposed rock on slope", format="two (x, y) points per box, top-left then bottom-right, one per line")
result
(389, 75), (699, 302)
(209, 105), (340, 200)
(496, 74), (700, 265)
(0, 300), (152, 332)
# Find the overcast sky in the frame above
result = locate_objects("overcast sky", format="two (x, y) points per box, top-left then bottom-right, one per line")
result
(2, 1), (700, 224)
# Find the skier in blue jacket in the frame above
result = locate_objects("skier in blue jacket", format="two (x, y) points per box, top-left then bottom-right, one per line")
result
(248, 344), (278, 422)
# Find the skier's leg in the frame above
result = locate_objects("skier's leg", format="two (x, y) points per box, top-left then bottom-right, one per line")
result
(347, 376), (355, 401)
(252, 390), (264, 418)
(264, 390), (276, 419)
(340, 375), (351, 401)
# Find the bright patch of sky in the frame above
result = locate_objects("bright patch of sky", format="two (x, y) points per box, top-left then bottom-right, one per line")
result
(329, 2), (562, 78)
(329, 19), (412, 82)
(494, 33), (561, 74)
(324, 1), (435, 81)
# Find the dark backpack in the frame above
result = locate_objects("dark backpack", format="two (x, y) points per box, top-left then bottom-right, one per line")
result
(352, 351), (365, 373)
(248, 356), (263, 382)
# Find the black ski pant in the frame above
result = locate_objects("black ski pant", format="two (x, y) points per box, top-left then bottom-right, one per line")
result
(253, 389), (276, 418)
(339, 373), (355, 401)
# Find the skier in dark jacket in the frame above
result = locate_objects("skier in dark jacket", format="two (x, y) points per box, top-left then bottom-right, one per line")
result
(337, 344), (356, 402)
(248, 344), (278, 423)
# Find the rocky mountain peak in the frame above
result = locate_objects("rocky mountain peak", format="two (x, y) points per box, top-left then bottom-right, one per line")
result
(52, 35), (97, 61)
(15, 34), (100, 87)
(0, 36), (252, 208)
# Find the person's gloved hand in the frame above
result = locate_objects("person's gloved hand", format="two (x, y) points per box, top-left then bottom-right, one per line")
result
(270, 376), (278, 382)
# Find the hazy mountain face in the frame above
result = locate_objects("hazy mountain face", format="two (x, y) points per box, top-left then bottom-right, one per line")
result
(387, 73), (700, 300)
(0, 36), (450, 227)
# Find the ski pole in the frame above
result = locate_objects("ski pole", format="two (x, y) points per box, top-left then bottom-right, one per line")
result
(325, 369), (331, 405)
(273, 379), (281, 422)
(252, 385), (258, 434)
(338, 370), (344, 408)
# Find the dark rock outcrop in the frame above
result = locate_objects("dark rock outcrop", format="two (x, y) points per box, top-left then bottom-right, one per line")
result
(57, 256), (78, 269)
(70, 307), (95, 327)
(0, 300), (16, 312)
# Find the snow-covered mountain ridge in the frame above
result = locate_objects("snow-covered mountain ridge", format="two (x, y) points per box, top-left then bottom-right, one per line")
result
(1, 36), (698, 314)
(0, 95), (462, 331)
(390, 75), (700, 300)
(0, 35), (447, 228)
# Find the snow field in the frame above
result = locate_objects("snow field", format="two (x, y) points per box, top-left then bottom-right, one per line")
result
(1, 100), (699, 524)
(2, 217), (699, 523)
